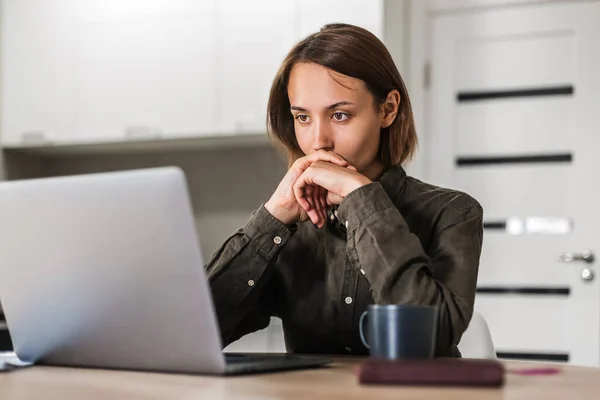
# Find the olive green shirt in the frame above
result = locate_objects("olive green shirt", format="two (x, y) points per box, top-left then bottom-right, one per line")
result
(204, 165), (484, 357)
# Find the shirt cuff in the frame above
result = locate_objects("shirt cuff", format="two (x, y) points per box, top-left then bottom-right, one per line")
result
(243, 204), (296, 261)
(336, 182), (396, 231)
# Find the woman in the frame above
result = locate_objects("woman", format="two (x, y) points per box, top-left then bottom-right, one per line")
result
(205, 23), (483, 358)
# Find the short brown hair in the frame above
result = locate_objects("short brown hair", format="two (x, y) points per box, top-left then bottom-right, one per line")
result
(267, 23), (417, 167)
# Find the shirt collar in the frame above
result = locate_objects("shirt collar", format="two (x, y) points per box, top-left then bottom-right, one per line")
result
(324, 164), (407, 234)
(376, 164), (408, 203)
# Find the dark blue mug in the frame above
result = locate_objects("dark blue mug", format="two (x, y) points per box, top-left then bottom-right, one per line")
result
(359, 304), (438, 359)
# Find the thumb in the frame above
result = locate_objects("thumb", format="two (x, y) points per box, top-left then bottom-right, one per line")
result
(327, 191), (344, 206)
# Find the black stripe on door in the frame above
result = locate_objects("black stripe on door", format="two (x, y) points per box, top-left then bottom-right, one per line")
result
(457, 85), (574, 102)
(456, 153), (572, 166)
(482, 217), (572, 235)
(476, 287), (570, 296)
(483, 221), (507, 230)
(496, 351), (569, 362)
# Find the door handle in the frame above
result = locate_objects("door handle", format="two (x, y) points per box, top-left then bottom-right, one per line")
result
(559, 251), (595, 264)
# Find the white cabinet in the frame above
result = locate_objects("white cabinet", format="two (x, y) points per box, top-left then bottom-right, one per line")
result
(73, 0), (217, 143)
(1, 0), (387, 148)
(1, 0), (217, 146)
(215, 0), (296, 135)
(1, 0), (78, 146)
(297, 0), (384, 40)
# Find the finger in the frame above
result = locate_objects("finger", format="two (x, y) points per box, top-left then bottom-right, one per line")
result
(299, 184), (320, 225)
(312, 185), (324, 227)
(294, 150), (349, 173)
(310, 185), (321, 227)
(310, 185), (324, 226)
(307, 189), (322, 226)
(294, 174), (322, 227)
(315, 150), (350, 166)
(326, 151), (358, 171)
(327, 191), (344, 206)
(293, 172), (311, 212)
(307, 207), (321, 226)
(305, 185), (314, 211)
(318, 186), (328, 226)
(305, 185), (320, 225)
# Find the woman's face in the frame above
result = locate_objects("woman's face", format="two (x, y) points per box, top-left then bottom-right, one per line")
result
(287, 62), (391, 179)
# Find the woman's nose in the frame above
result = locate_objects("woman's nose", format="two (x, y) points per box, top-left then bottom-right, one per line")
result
(312, 120), (334, 151)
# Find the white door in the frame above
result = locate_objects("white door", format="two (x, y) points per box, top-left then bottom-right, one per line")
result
(428, 2), (600, 366)
(215, 0), (296, 135)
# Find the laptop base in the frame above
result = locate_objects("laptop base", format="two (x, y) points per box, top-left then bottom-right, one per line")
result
(224, 353), (332, 375)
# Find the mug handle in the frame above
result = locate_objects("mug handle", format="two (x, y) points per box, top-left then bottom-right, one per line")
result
(359, 311), (370, 349)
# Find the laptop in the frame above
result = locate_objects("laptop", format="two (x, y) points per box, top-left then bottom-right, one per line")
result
(0, 167), (331, 375)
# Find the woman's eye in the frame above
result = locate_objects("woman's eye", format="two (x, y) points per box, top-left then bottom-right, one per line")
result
(332, 112), (349, 122)
(296, 114), (309, 123)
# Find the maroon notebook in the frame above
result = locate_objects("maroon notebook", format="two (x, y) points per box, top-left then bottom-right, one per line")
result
(356, 358), (505, 387)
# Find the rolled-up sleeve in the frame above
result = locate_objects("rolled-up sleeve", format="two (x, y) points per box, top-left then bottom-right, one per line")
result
(337, 182), (483, 353)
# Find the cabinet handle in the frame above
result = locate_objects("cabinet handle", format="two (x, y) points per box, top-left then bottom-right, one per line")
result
(21, 131), (51, 145)
(234, 120), (245, 133)
(123, 126), (162, 140)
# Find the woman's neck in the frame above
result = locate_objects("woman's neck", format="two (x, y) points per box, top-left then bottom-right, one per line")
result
(361, 160), (386, 182)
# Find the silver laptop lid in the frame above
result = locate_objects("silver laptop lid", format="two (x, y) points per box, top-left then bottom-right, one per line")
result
(0, 167), (226, 374)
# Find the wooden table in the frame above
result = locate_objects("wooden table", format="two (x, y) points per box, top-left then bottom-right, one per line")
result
(0, 357), (598, 399)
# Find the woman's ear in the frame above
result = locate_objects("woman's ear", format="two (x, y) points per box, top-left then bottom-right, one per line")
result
(380, 89), (401, 128)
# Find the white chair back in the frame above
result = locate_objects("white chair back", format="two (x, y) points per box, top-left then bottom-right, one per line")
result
(458, 310), (496, 359)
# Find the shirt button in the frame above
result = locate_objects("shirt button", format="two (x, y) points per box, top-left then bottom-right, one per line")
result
(360, 269), (366, 275)
(345, 347), (352, 352)
(273, 236), (282, 245)
(247, 280), (255, 287)
(344, 296), (353, 305)
(345, 220), (349, 229)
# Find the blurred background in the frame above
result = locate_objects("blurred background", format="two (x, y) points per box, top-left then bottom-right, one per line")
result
(1, 0), (599, 366)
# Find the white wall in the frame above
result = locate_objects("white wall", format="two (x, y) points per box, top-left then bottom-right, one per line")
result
(0, 9), (5, 319)
(382, 0), (426, 179)
(0, 6), (4, 182)
(37, 146), (287, 258)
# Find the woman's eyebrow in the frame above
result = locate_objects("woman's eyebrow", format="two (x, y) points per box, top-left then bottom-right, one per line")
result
(290, 105), (308, 112)
(326, 101), (354, 109)
(290, 101), (355, 112)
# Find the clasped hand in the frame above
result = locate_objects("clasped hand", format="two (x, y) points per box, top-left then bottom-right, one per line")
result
(265, 150), (371, 228)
